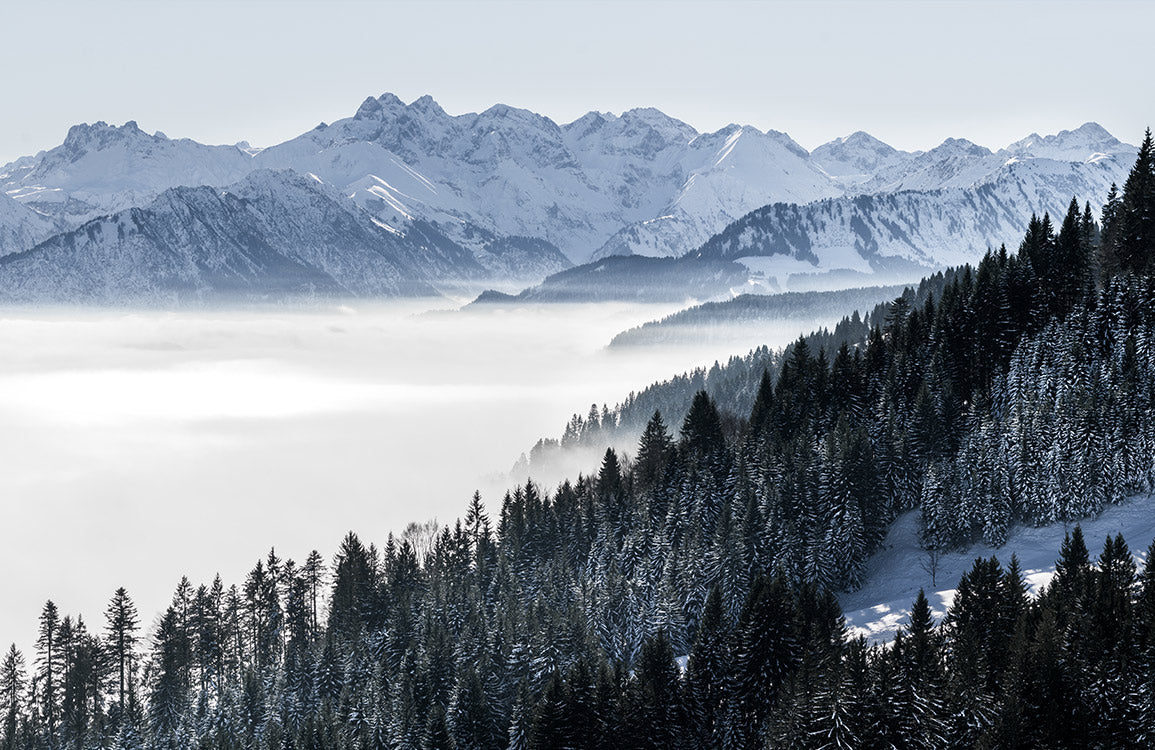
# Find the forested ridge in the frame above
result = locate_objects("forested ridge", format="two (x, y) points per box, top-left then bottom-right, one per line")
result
(605, 285), (909, 348)
(4, 131), (1155, 749)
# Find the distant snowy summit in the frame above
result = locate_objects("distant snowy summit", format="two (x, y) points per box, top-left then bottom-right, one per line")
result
(0, 92), (1138, 303)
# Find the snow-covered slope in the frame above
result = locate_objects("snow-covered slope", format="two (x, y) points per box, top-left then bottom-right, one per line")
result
(841, 493), (1155, 644)
(856, 138), (1002, 193)
(561, 107), (696, 216)
(593, 125), (841, 259)
(597, 121), (1133, 263)
(810, 131), (913, 188)
(0, 191), (59, 255)
(0, 121), (254, 226)
(690, 144), (1135, 290)
(0, 170), (487, 304)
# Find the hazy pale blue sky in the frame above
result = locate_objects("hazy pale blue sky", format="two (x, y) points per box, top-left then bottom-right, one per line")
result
(0, 0), (1150, 164)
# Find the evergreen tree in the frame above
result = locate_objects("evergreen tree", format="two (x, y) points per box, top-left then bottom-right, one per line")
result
(680, 391), (725, 458)
(328, 532), (375, 640)
(303, 549), (327, 636)
(1119, 128), (1155, 274)
(36, 600), (60, 740)
(622, 631), (685, 749)
(729, 575), (797, 747)
(149, 607), (188, 747)
(104, 587), (139, 724)
(0, 646), (24, 750)
(635, 410), (674, 492)
(1100, 182), (1124, 278)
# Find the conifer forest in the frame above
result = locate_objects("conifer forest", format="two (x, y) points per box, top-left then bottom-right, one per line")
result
(4, 134), (1155, 749)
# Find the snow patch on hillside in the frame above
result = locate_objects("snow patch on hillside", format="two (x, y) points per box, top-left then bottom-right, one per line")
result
(841, 492), (1155, 644)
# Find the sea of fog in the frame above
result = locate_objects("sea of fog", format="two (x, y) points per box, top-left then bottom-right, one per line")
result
(0, 300), (829, 654)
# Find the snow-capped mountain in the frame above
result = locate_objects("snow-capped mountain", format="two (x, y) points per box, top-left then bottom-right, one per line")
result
(851, 137), (1000, 193)
(561, 107), (696, 214)
(0, 92), (1138, 302)
(1002, 121), (1129, 163)
(485, 120), (1135, 299)
(592, 125), (841, 260)
(257, 94), (935, 264)
(594, 121), (1133, 263)
(809, 131), (910, 188)
(252, 95), (694, 265)
(820, 122), (1135, 199)
(0, 110), (573, 289)
(0, 121), (254, 226)
(0, 170), (491, 304)
(691, 147), (1135, 290)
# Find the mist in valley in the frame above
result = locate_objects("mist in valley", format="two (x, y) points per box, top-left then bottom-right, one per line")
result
(0, 299), (827, 654)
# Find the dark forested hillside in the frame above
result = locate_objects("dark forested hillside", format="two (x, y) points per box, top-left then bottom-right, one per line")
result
(606, 285), (909, 348)
(469, 255), (750, 305)
(4, 131), (1155, 750)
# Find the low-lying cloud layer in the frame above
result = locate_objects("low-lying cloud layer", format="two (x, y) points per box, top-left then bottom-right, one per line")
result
(0, 300), (824, 653)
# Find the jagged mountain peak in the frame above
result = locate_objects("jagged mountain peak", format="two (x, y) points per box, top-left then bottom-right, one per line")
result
(841, 130), (880, 144)
(61, 120), (153, 151)
(810, 131), (906, 185)
(820, 130), (897, 154)
(3, 118), (255, 227)
(929, 137), (991, 157)
(1003, 121), (1127, 162)
(476, 102), (560, 132)
(561, 110), (613, 139)
(57, 120), (226, 154)
(687, 123), (747, 150)
(1069, 121), (1113, 139)
(618, 107), (696, 138)
(409, 94), (447, 118)
(353, 92), (408, 120)
(690, 124), (810, 161)
(621, 106), (678, 122)
(230, 167), (326, 196)
(764, 128), (810, 159)
(353, 96), (382, 119)
(714, 122), (748, 137)
(563, 107), (696, 143)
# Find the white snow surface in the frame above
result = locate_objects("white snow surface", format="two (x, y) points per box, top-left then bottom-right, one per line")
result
(841, 493), (1155, 645)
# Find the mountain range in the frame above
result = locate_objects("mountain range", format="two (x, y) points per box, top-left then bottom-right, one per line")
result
(0, 171), (495, 303)
(0, 94), (1138, 302)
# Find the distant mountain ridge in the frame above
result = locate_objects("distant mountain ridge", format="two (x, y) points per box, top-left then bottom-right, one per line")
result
(0, 171), (490, 303)
(0, 94), (1138, 302)
(2, 120), (253, 227)
(689, 150), (1130, 290)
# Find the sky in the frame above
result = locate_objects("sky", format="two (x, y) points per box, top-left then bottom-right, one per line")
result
(1, 0), (1151, 165)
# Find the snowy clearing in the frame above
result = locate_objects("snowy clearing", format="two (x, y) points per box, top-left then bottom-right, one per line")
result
(840, 492), (1155, 644)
